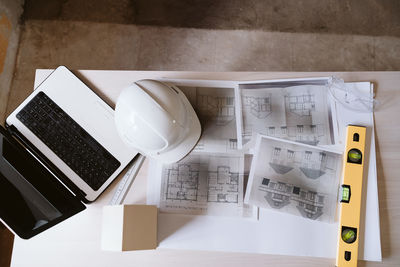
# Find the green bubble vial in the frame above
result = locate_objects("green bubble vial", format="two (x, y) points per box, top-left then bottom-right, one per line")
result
(348, 149), (362, 162)
(342, 187), (350, 202)
(342, 228), (356, 243)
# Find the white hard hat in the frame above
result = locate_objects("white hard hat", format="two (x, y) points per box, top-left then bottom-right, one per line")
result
(114, 80), (201, 164)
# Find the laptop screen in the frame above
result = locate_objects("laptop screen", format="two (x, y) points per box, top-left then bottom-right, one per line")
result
(0, 127), (85, 239)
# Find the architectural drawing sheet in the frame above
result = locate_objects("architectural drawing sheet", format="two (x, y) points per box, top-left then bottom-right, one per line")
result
(142, 78), (379, 261)
(178, 86), (238, 153)
(245, 135), (341, 222)
(240, 84), (333, 148)
(159, 153), (254, 218)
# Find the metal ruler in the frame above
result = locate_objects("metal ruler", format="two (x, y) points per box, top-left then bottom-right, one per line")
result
(109, 154), (146, 205)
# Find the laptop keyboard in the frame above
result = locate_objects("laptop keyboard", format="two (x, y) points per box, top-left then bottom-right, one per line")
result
(16, 91), (121, 191)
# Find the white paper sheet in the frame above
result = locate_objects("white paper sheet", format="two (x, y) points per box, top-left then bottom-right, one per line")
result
(155, 153), (254, 218)
(239, 83), (333, 148)
(245, 135), (342, 222)
(147, 80), (381, 261)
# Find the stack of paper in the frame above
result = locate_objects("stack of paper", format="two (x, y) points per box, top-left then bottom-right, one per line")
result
(146, 77), (381, 261)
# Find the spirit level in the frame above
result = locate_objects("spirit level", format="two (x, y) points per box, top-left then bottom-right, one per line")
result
(336, 125), (366, 267)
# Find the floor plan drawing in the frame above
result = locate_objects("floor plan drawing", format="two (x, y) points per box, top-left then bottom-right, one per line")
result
(245, 135), (341, 222)
(207, 166), (239, 203)
(178, 86), (238, 153)
(240, 84), (333, 147)
(165, 163), (199, 201)
(159, 153), (254, 218)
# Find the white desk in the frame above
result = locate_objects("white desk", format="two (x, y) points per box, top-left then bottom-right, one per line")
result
(10, 71), (400, 267)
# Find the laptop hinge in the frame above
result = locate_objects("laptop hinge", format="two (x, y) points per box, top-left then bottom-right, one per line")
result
(5, 124), (89, 203)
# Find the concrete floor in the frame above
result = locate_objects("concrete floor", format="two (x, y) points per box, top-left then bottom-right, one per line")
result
(3, 0), (400, 121)
(1, 0), (400, 266)
(22, 0), (400, 36)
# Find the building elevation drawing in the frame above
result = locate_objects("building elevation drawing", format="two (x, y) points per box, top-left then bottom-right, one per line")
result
(260, 178), (325, 220)
(245, 135), (341, 222)
(240, 84), (333, 147)
(179, 86), (238, 153)
(269, 146), (336, 179)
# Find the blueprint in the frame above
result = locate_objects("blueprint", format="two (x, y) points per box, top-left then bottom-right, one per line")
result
(159, 153), (254, 218)
(240, 84), (333, 147)
(178, 86), (238, 153)
(244, 135), (341, 222)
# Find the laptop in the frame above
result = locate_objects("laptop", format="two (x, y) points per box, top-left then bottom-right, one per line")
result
(0, 66), (137, 239)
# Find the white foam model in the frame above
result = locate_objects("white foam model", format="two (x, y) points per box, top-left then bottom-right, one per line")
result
(114, 80), (201, 164)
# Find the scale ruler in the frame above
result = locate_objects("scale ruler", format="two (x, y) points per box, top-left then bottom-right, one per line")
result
(109, 154), (146, 206)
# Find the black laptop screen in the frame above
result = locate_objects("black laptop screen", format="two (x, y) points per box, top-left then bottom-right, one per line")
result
(0, 127), (85, 239)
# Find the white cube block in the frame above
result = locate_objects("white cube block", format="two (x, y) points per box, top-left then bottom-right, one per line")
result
(101, 205), (157, 251)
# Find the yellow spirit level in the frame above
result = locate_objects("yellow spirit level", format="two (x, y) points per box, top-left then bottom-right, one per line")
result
(336, 125), (366, 267)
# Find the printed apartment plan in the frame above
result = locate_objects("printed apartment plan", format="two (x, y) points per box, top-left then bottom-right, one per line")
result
(147, 78), (337, 220)
(159, 153), (254, 218)
(178, 86), (238, 153)
(240, 83), (333, 148)
(245, 135), (341, 222)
